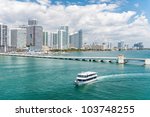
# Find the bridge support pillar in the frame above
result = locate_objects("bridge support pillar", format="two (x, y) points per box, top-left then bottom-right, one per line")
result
(117, 55), (125, 64)
(145, 59), (150, 65)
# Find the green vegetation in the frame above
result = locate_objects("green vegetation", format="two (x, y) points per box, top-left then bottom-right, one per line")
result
(50, 48), (89, 52)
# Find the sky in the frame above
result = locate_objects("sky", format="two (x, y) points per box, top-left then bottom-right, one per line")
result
(0, 0), (150, 47)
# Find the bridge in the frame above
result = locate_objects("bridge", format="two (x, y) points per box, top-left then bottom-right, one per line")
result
(0, 53), (150, 65)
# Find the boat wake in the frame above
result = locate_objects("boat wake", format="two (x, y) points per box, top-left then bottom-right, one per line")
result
(97, 73), (150, 81)
(74, 73), (150, 88)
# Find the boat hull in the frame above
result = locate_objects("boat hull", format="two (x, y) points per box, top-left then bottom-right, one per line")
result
(74, 78), (97, 86)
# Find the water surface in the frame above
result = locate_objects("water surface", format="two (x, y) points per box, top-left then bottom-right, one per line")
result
(0, 50), (150, 100)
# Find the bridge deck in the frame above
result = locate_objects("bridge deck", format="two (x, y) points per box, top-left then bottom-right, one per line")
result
(0, 53), (147, 62)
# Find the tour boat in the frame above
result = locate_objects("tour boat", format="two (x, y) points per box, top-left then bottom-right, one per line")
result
(74, 71), (98, 86)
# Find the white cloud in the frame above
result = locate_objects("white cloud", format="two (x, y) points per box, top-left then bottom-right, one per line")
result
(0, 0), (150, 47)
(89, 0), (111, 4)
(99, 0), (111, 2)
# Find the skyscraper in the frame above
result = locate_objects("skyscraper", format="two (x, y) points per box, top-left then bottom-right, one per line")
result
(11, 28), (27, 50)
(0, 23), (8, 52)
(69, 30), (83, 49)
(43, 31), (48, 46)
(27, 20), (43, 51)
(57, 26), (69, 50)
(78, 30), (82, 49)
(28, 19), (37, 26)
(133, 42), (144, 50)
(50, 32), (58, 49)
(118, 41), (124, 50)
(107, 42), (112, 50)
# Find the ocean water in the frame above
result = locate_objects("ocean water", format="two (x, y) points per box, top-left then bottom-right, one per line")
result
(0, 50), (150, 100)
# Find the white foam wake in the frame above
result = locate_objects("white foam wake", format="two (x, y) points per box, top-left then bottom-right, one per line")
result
(97, 73), (150, 80)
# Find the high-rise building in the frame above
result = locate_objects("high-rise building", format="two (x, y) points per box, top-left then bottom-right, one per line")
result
(50, 32), (58, 49)
(124, 44), (129, 50)
(133, 42), (144, 50)
(28, 19), (37, 26)
(11, 28), (27, 49)
(102, 43), (107, 50)
(27, 20), (43, 51)
(69, 30), (82, 49)
(0, 23), (8, 52)
(57, 26), (69, 50)
(47, 33), (51, 48)
(118, 41), (124, 50)
(107, 42), (112, 50)
(43, 31), (48, 46)
(78, 30), (82, 49)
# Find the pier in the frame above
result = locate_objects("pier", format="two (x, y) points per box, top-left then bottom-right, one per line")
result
(0, 53), (150, 65)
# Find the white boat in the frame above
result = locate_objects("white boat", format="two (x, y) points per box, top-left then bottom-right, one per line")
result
(74, 71), (98, 86)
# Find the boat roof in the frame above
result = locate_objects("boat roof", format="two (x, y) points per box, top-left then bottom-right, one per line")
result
(78, 71), (97, 76)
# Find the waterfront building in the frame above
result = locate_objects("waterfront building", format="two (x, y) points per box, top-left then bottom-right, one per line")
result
(28, 19), (37, 26)
(83, 43), (91, 50)
(91, 43), (102, 50)
(102, 43), (107, 50)
(42, 31), (49, 53)
(90, 42), (114, 51)
(27, 20), (43, 52)
(50, 32), (58, 49)
(124, 44), (129, 50)
(0, 23), (8, 52)
(11, 28), (27, 50)
(47, 33), (51, 48)
(43, 31), (48, 46)
(107, 42), (112, 50)
(118, 41), (124, 50)
(69, 30), (82, 49)
(133, 42), (144, 50)
(57, 26), (69, 50)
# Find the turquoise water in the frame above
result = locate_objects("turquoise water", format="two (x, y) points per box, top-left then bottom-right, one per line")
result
(0, 50), (150, 100)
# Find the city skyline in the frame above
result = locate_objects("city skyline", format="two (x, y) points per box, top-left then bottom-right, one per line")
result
(0, 19), (146, 53)
(0, 0), (150, 47)
(5, 19), (83, 52)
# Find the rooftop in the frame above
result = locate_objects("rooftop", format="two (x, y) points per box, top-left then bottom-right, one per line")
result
(78, 71), (97, 76)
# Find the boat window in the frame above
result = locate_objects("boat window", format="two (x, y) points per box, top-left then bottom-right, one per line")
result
(78, 73), (96, 77)
(77, 77), (97, 81)
(77, 75), (88, 77)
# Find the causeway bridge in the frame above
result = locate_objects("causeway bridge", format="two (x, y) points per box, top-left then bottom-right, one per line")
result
(0, 53), (150, 65)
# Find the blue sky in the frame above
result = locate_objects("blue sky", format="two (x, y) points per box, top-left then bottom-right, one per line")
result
(119, 0), (150, 19)
(18, 0), (150, 13)
(16, 0), (150, 21)
(1, 0), (150, 47)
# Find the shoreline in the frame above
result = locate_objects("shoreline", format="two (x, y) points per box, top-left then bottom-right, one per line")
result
(0, 48), (149, 54)
(0, 49), (150, 58)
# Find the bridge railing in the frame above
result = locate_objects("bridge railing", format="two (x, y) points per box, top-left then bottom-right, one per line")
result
(0, 53), (150, 65)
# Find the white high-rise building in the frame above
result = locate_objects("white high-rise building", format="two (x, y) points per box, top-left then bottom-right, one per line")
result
(69, 30), (82, 49)
(57, 26), (69, 50)
(102, 43), (107, 50)
(107, 42), (112, 50)
(50, 32), (58, 49)
(118, 41), (124, 50)
(0, 23), (8, 52)
(11, 28), (27, 50)
(43, 31), (48, 46)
